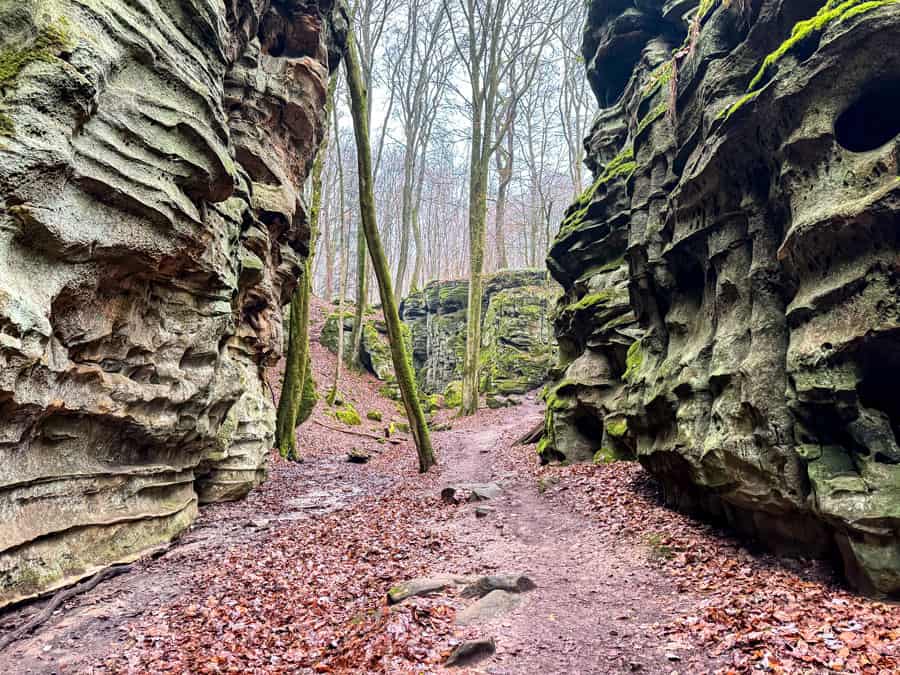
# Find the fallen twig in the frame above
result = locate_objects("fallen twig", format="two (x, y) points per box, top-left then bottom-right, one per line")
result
(515, 418), (544, 445)
(313, 419), (405, 444)
(0, 564), (132, 652)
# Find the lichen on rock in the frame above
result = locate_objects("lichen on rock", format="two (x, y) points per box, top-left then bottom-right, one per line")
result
(0, 0), (346, 606)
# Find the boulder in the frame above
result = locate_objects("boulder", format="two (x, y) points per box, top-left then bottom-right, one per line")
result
(445, 638), (496, 667)
(461, 574), (536, 598)
(387, 575), (471, 604)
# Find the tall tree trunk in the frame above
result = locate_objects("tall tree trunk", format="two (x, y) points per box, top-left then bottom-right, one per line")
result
(461, 104), (488, 416)
(493, 116), (512, 271)
(349, 225), (367, 368)
(275, 267), (311, 460)
(274, 75), (336, 459)
(394, 140), (415, 303)
(410, 154), (426, 291)
(344, 29), (436, 472)
(323, 216), (334, 301)
(331, 94), (348, 400)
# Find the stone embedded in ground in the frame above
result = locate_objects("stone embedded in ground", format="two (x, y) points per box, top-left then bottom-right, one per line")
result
(538, 0), (900, 595)
(461, 574), (536, 599)
(475, 506), (494, 518)
(444, 638), (496, 667)
(455, 590), (521, 625)
(0, 0), (346, 607)
(387, 575), (471, 604)
(347, 451), (370, 464)
(442, 483), (503, 504)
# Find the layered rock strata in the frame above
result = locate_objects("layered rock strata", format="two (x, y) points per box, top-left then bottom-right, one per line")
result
(546, 0), (900, 594)
(0, 0), (345, 606)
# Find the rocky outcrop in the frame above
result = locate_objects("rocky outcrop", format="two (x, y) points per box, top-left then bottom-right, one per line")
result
(0, 0), (346, 606)
(547, 0), (900, 594)
(400, 270), (556, 402)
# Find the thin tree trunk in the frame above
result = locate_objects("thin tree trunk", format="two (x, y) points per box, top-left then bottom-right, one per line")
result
(344, 29), (436, 472)
(461, 103), (488, 416)
(410, 154), (426, 290)
(349, 224), (367, 368)
(331, 96), (348, 400)
(274, 75), (336, 459)
(394, 139), (415, 302)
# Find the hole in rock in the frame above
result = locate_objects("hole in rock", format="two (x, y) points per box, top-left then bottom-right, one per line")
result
(857, 336), (900, 448)
(835, 83), (900, 153)
(573, 408), (604, 446)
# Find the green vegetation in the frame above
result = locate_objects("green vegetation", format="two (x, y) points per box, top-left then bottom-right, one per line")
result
(716, 90), (761, 121)
(0, 18), (73, 136)
(605, 418), (628, 438)
(0, 20), (71, 86)
(366, 410), (383, 422)
(443, 381), (462, 408)
(593, 448), (617, 465)
(334, 403), (362, 426)
(636, 102), (667, 137)
(641, 61), (673, 100)
(624, 340), (644, 382)
(556, 147), (635, 242)
(747, 0), (899, 91)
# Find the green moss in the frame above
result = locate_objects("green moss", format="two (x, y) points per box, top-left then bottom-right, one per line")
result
(568, 289), (616, 313)
(641, 60), (673, 100)
(556, 147), (636, 241)
(605, 418), (628, 438)
(593, 448), (617, 465)
(297, 354), (317, 424)
(747, 0), (899, 92)
(334, 403), (361, 426)
(624, 340), (644, 382)
(0, 20), (72, 86)
(366, 410), (383, 422)
(395, 421), (411, 433)
(0, 18), (73, 137)
(443, 381), (462, 408)
(636, 102), (668, 137)
(716, 90), (761, 122)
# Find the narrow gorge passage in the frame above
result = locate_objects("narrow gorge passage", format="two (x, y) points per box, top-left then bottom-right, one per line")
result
(2, 302), (896, 673)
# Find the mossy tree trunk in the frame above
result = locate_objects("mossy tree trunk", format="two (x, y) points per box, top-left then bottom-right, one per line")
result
(349, 226), (367, 369)
(274, 75), (336, 459)
(331, 88), (348, 400)
(344, 29), (436, 472)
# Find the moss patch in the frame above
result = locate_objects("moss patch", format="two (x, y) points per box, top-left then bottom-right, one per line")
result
(556, 148), (635, 242)
(366, 410), (382, 422)
(334, 403), (361, 426)
(605, 418), (628, 438)
(747, 0), (899, 92)
(624, 340), (644, 382)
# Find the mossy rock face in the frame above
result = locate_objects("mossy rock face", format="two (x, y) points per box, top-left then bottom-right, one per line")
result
(399, 270), (557, 398)
(443, 381), (463, 408)
(0, 0), (348, 606)
(547, 0), (900, 594)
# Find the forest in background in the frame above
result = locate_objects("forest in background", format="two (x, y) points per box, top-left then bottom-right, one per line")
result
(309, 0), (593, 303)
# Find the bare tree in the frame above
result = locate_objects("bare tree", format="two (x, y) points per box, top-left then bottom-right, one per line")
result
(345, 27), (436, 472)
(445, 0), (566, 415)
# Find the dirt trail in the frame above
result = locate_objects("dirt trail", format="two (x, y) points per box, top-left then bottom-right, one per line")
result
(3, 301), (894, 673)
(424, 397), (718, 674)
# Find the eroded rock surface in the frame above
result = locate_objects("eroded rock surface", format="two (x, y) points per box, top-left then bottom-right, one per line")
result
(0, 0), (346, 606)
(545, 0), (900, 594)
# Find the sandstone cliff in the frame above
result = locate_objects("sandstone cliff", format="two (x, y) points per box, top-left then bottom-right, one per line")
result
(0, 0), (345, 606)
(545, 0), (900, 594)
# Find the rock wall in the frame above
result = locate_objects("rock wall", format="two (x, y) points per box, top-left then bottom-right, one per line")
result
(400, 270), (556, 403)
(0, 0), (346, 606)
(546, 0), (900, 595)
